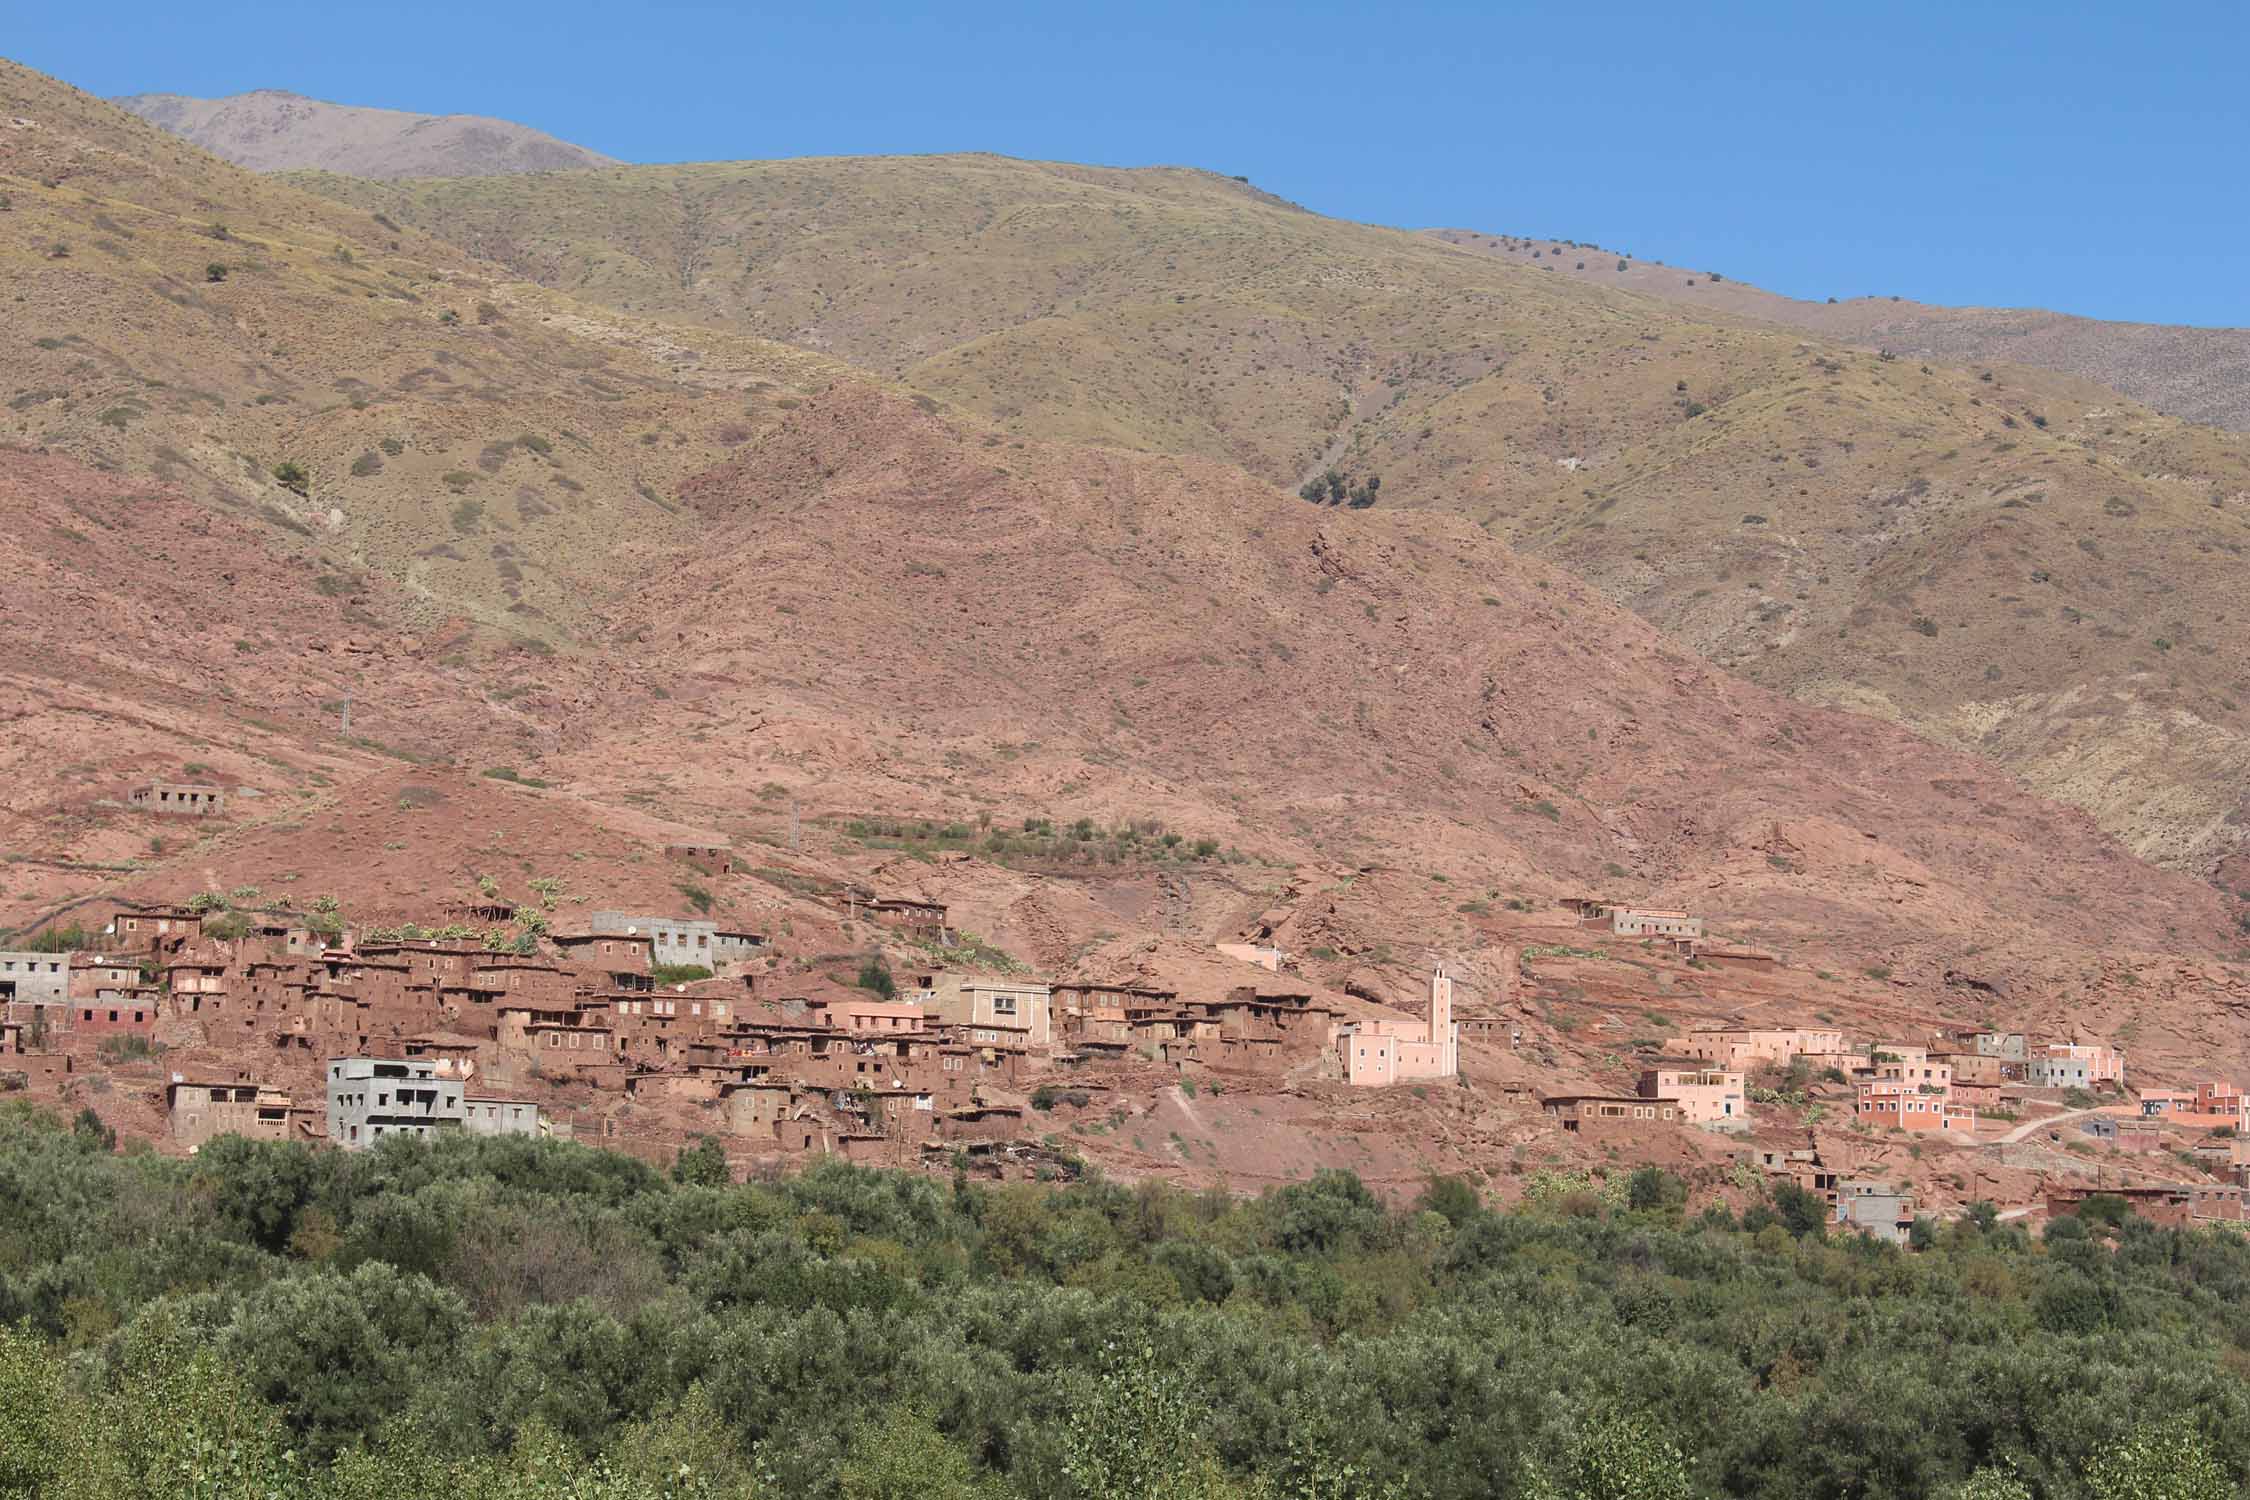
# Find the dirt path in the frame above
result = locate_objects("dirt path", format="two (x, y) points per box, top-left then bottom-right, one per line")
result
(1991, 1104), (2108, 1145)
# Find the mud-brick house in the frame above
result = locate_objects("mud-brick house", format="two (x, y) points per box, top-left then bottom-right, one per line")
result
(1610, 908), (1703, 940)
(103, 903), (205, 956)
(73, 991), (159, 1035)
(167, 1076), (295, 1150)
(1674, 1027), (1845, 1071)
(807, 997), (928, 1036)
(163, 955), (230, 1022)
(936, 1104), (1023, 1144)
(496, 1003), (620, 1074)
(468, 955), (580, 1006)
(913, 971), (1052, 1048)
(586, 915), (763, 972)
(129, 782), (226, 816)
(553, 929), (656, 976)
(664, 841), (735, 875)
(2045, 1182), (2250, 1228)
(1052, 980), (1176, 1041)
(839, 890), (950, 943)
(720, 1078), (802, 1136)
(1543, 1094), (1683, 1133)
(0, 1034), (71, 1084)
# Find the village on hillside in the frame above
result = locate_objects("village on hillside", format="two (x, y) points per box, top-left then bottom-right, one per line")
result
(6, 784), (2246, 1241)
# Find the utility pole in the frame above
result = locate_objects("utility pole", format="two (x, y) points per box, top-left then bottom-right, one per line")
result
(789, 796), (800, 852)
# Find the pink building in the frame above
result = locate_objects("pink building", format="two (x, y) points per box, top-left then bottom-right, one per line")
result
(1215, 942), (1284, 972)
(1876, 1056), (1952, 1098)
(1638, 1067), (1746, 1127)
(2197, 1082), (2245, 1121)
(1857, 1080), (1976, 1133)
(2030, 1041), (2125, 1090)
(1336, 967), (1459, 1087)
(1676, 1027), (1845, 1071)
(818, 1000), (928, 1035)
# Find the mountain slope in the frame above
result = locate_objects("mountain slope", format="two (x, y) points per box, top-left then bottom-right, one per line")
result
(580, 385), (2244, 970)
(0, 60), (836, 640)
(115, 89), (613, 178)
(1432, 227), (2250, 436)
(289, 152), (2250, 875)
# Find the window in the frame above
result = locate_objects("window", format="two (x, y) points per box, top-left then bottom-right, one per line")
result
(992, 995), (1018, 1017)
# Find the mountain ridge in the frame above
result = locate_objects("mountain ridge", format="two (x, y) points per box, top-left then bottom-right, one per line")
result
(115, 86), (614, 178)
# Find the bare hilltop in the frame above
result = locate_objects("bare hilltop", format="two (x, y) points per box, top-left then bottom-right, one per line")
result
(115, 87), (613, 179)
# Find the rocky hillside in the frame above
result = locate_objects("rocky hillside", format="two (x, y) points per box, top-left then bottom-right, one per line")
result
(0, 61), (838, 639)
(292, 152), (2250, 875)
(115, 89), (613, 178)
(1432, 227), (2250, 436)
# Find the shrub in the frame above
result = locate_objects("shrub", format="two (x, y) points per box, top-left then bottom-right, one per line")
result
(271, 461), (310, 496)
(96, 1035), (162, 1064)
(204, 262), (228, 283)
(649, 964), (713, 987)
(856, 955), (897, 999)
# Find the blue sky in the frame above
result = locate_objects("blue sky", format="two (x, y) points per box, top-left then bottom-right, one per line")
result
(17, 1), (2250, 326)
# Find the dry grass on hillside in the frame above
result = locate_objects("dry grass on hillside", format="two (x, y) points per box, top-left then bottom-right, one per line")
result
(296, 150), (2250, 871)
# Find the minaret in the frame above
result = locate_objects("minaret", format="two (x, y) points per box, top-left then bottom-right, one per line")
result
(1430, 964), (1456, 1076)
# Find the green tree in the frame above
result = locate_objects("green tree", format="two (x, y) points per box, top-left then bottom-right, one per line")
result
(857, 954), (897, 1000)
(219, 1261), (470, 1459)
(2086, 1418), (2231, 1500)
(1948, 1463), (2033, 1500)
(672, 1134), (730, 1188)
(1063, 1339), (1217, 1499)
(71, 1107), (114, 1153)
(0, 1324), (62, 1498)
(1522, 1409), (1697, 1500)
(1416, 1173), (1481, 1228)
(840, 1403), (1011, 1499)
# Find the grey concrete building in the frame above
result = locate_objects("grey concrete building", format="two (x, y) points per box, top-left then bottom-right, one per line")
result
(1971, 1031), (2028, 1062)
(2027, 1054), (2095, 1090)
(1836, 1181), (1914, 1245)
(328, 1057), (540, 1148)
(0, 952), (70, 1011)
(327, 1057), (466, 1149)
(462, 1095), (541, 1138)
(589, 912), (763, 970)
